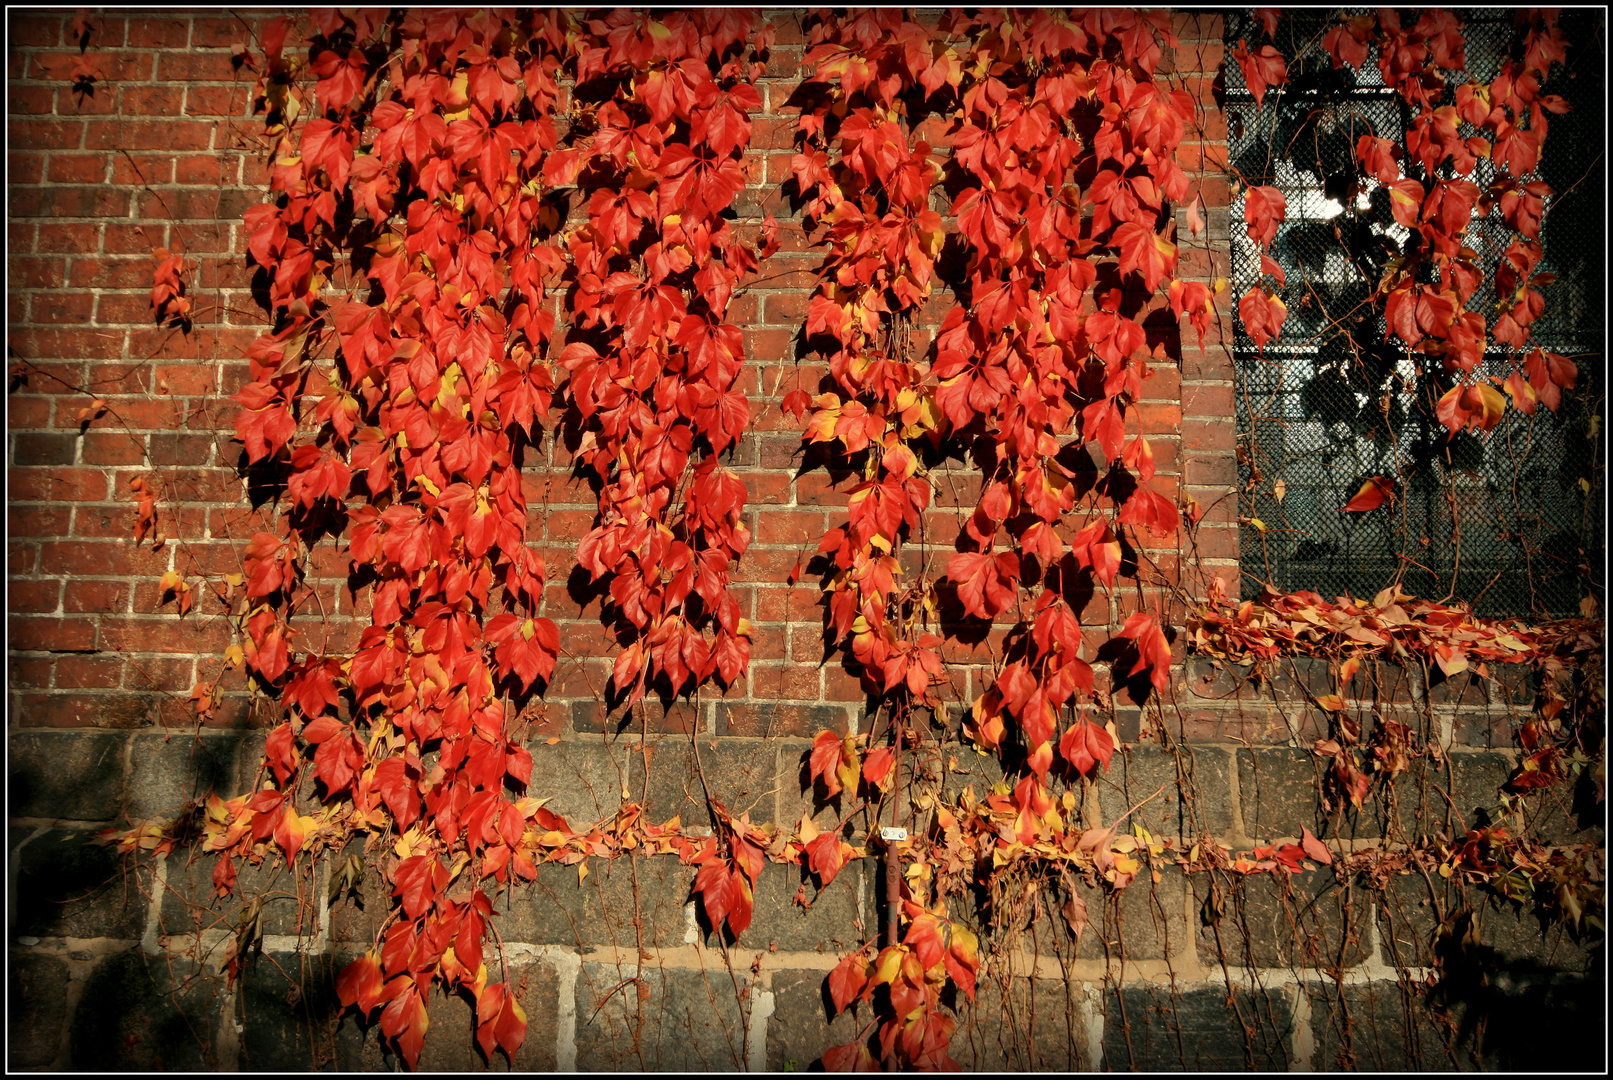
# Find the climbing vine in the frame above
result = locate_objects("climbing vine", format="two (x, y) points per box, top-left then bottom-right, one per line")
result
(788, 8), (1204, 1067)
(1233, 7), (1582, 491)
(94, 7), (1602, 1074)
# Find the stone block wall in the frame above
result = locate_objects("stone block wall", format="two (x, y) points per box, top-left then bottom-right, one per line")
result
(7, 7), (1601, 1072)
(10, 722), (1602, 1070)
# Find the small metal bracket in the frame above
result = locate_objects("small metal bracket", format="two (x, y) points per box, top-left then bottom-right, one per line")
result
(879, 827), (908, 842)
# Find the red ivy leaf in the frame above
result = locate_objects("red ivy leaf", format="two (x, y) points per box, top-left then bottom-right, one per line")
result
(805, 831), (850, 887)
(1059, 720), (1115, 776)
(809, 729), (845, 797)
(1300, 827), (1333, 865)
(1339, 476), (1393, 512)
(947, 549), (1020, 620)
(1234, 40), (1288, 108)
(827, 952), (870, 1015)
(336, 953), (387, 1014)
(1119, 611), (1173, 694)
(1243, 185), (1286, 250)
(392, 855), (448, 920)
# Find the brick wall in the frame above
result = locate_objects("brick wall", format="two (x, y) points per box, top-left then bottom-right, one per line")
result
(7, 9), (1601, 1073)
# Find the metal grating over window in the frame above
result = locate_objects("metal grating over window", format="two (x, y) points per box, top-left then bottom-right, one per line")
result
(1224, 9), (1604, 618)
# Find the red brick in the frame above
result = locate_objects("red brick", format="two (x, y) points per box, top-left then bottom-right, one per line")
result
(9, 468), (106, 502)
(151, 363), (218, 396)
(8, 254), (65, 289)
(30, 291), (95, 324)
(93, 292), (162, 326)
(79, 431), (148, 466)
(183, 84), (250, 117)
(51, 654), (123, 689)
(36, 222), (100, 253)
(103, 223), (158, 254)
(135, 186), (221, 221)
(10, 15), (64, 47)
(120, 84), (185, 115)
(1180, 419), (1236, 453)
(190, 16), (264, 49)
(1136, 402), (1183, 434)
(174, 153), (239, 185)
(99, 617), (232, 654)
(154, 50), (241, 81)
(122, 656), (196, 691)
(39, 540), (170, 578)
(126, 16), (191, 49)
(7, 396), (53, 430)
(1182, 383), (1235, 418)
(7, 502), (70, 538)
(9, 579), (62, 614)
(9, 655), (55, 689)
(29, 48), (144, 82)
(86, 119), (213, 151)
(8, 614), (97, 651)
(10, 544), (40, 575)
(14, 691), (162, 728)
(8, 84), (57, 115)
(1189, 526), (1240, 561)
(63, 579), (131, 613)
(64, 257), (147, 290)
(746, 663), (823, 702)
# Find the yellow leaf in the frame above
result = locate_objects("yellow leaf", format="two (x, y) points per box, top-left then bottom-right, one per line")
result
(1338, 656), (1360, 687)
(873, 947), (905, 985)
(578, 862), (589, 886)
(394, 827), (423, 858)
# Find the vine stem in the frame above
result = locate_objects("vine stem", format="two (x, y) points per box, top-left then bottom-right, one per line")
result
(1103, 783), (1169, 833)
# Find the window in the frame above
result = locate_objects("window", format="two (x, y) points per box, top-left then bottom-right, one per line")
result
(1226, 9), (1604, 617)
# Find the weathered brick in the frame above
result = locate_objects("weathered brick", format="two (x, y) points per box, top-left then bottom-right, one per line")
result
(625, 735), (778, 825)
(7, 949), (69, 1068)
(70, 951), (226, 1070)
(9, 730), (128, 819)
(14, 828), (151, 938)
(1195, 868), (1370, 969)
(743, 858), (871, 952)
(952, 975), (1091, 1071)
(1098, 744), (1236, 839)
(1102, 985), (1291, 1071)
(766, 969), (864, 1070)
(574, 961), (749, 1072)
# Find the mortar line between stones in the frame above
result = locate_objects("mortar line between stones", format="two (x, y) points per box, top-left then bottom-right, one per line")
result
(140, 852), (167, 956)
(745, 978), (775, 1072)
(1287, 981), (1314, 1072)
(1083, 984), (1106, 1073)
(1225, 744), (1249, 845)
(502, 943), (580, 1070)
(9, 826), (49, 938)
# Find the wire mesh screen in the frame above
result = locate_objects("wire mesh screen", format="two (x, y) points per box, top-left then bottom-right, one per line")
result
(1225, 9), (1605, 617)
